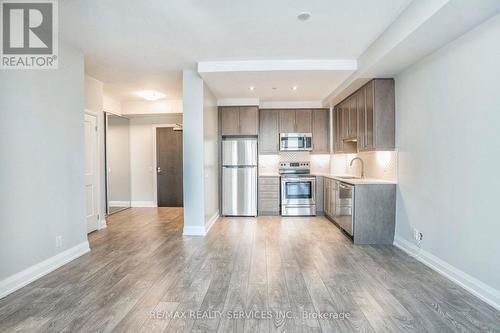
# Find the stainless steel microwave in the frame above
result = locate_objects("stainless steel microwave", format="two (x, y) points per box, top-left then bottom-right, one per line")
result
(279, 133), (313, 151)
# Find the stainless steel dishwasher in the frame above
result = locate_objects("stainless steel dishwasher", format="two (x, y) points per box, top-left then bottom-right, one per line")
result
(333, 181), (354, 236)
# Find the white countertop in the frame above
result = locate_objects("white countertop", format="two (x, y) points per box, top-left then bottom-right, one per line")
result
(259, 173), (397, 185)
(314, 173), (397, 185)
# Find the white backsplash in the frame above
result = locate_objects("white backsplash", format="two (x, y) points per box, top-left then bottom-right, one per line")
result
(259, 151), (397, 181)
(330, 150), (398, 181)
(258, 153), (330, 175)
(258, 155), (280, 175)
(310, 155), (331, 174)
(278, 151), (310, 162)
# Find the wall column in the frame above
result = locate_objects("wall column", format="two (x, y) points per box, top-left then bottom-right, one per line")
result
(182, 70), (206, 235)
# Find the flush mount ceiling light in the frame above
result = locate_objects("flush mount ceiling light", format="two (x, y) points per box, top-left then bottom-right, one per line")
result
(297, 11), (311, 21)
(292, 86), (298, 91)
(135, 90), (166, 101)
(249, 86), (255, 91)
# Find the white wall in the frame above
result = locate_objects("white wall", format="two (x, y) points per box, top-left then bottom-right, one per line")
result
(182, 71), (220, 235)
(182, 71), (206, 235)
(121, 99), (182, 115)
(103, 95), (122, 114)
(129, 114), (183, 205)
(203, 85), (219, 224)
(0, 44), (88, 287)
(395, 13), (500, 306)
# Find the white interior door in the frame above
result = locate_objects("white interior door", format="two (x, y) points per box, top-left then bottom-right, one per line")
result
(84, 113), (99, 233)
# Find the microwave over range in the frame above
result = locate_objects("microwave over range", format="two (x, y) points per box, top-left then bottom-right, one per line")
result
(279, 133), (312, 151)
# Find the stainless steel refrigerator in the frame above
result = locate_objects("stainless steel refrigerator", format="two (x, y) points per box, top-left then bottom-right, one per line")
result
(222, 138), (257, 216)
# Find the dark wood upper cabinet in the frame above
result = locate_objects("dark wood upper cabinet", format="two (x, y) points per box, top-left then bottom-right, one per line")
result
(312, 109), (329, 154)
(334, 105), (343, 153)
(363, 80), (374, 150)
(220, 107), (240, 136)
(349, 95), (358, 138)
(239, 106), (259, 135)
(260, 108), (329, 154)
(359, 79), (394, 151)
(333, 108), (340, 153)
(279, 109), (313, 133)
(259, 109), (279, 154)
(341, 101), (349, 140)
(334, 103), (356, 154)
(372, 79), (394, 150)
(279, 110), (296, 133)
(220, 106), (259, 136)
(334, 78), (395, 153)
(357, 87), (366, 149)
(295, 110), (312, 133)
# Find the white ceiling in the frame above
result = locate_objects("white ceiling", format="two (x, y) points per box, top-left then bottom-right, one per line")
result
(60, 0), (412, 102)
(200, 70), (354, 101)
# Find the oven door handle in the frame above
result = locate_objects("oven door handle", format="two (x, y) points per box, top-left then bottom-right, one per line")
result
(281, 177), (316, 182)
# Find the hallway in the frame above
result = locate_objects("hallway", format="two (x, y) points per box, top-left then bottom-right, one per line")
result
(0, 208), (498, 332)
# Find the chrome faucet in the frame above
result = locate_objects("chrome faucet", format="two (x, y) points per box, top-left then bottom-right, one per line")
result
(350, 157), (365, 178)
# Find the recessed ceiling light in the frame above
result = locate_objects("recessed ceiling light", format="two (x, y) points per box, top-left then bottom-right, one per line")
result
(249, 86), (255, 91)
(135, 90), (166, 101)
(297, 11), (311, 21)
(292, 86), (298, 91)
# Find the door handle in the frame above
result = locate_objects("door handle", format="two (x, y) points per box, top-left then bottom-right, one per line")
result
(157, 167), (161, 173)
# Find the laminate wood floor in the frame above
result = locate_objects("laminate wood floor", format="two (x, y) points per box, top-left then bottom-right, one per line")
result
(1, 208), (499, 332)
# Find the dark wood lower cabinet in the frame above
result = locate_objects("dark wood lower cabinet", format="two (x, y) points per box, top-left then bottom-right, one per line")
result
(324, 177), (396, 245)
(258, 176), (280, 215)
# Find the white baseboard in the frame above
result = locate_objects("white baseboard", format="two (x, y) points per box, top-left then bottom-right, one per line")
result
(183, 225), (207, 236)
(98, 218), (107, 229)
(205, 210), (219, 234)
(108, 201), (130, 207)
(0, 241), (90, 299)
(131, 201), (156, 208)
(394, 236), (500, 311)
(183, 211), (220, 236)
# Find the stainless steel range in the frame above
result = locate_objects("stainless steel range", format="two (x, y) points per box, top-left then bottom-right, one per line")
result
(280, 162), (316, 216)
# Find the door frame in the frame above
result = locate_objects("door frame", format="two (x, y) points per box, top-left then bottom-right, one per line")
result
(84, 110), (101, 232)
(152, 124), (182, 207)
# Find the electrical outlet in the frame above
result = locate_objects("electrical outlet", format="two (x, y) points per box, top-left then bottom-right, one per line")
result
(55, 236), (62, 248)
